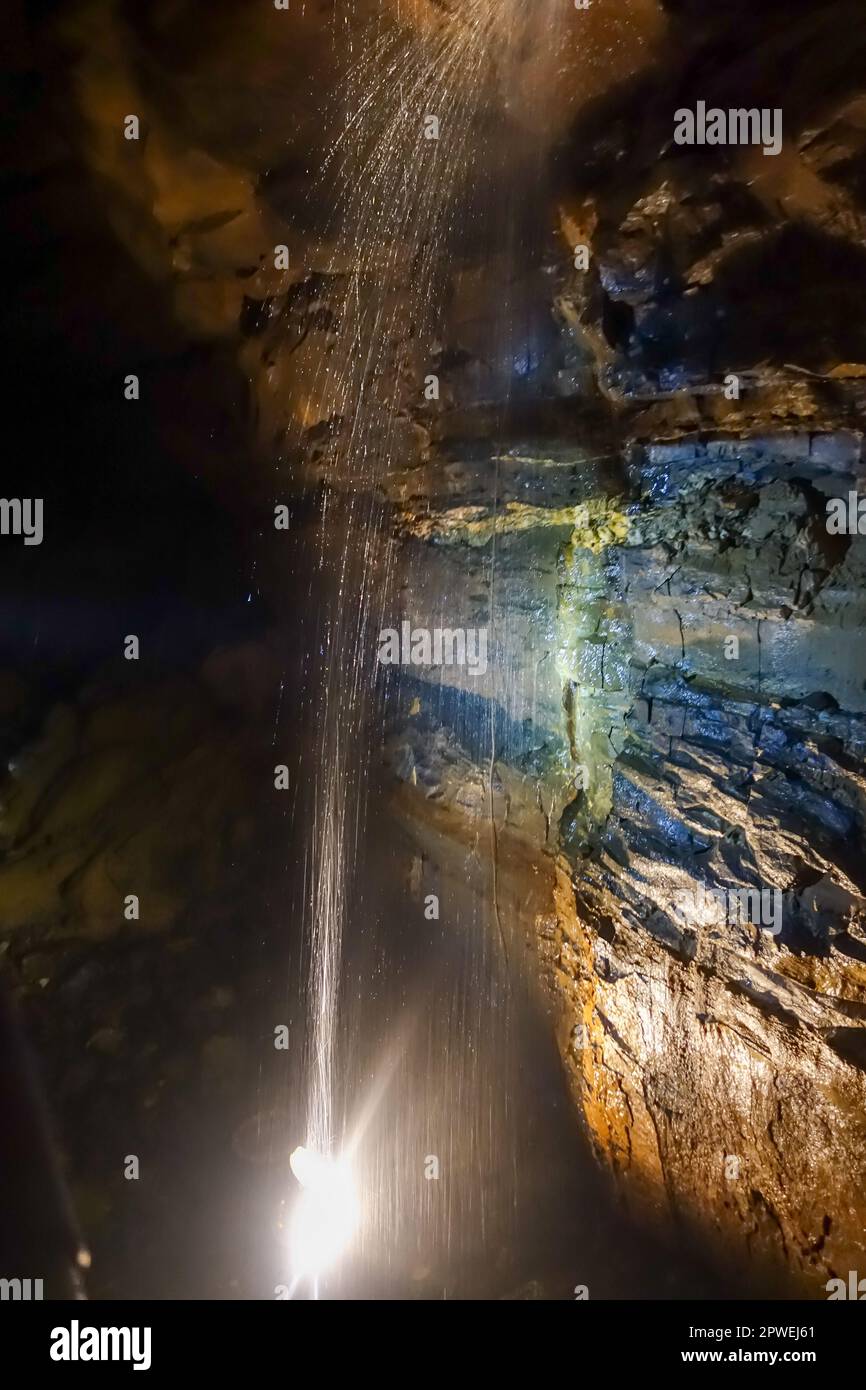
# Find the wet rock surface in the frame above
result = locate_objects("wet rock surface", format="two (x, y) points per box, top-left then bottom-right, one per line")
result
(377, 0), (866, 1296)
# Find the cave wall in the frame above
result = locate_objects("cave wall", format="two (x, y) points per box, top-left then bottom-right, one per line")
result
(5, 0), (866, 1296)
(379, 0), (866, 1294)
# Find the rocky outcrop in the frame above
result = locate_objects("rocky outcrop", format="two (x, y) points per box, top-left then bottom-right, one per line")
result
(386, 405), (866, 1293)
(382, 0), (866, 1295)
(545, 422), (866, 1291)
(527, 0), (866, 1293)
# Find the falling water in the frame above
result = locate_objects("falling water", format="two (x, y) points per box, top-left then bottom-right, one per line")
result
(282, 0), (572, 1291)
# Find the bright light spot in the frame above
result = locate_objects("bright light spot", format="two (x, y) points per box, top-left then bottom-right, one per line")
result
(288, 1146), (360, 1283)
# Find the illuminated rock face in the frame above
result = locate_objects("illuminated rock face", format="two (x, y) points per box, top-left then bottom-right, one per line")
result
(521, 0), (866, 1293)
(389, 415), (866, 1292)
(381, 0), (866, 1292)
(540, 447), (866, 1290)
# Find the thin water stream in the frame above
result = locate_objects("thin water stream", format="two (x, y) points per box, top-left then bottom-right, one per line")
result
(287, 0), (565, 1230)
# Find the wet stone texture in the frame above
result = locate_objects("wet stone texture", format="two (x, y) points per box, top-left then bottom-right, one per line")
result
(388, 411), (866, 1292)
(383, 0), (866, 1295)
(528, 0), (866, 1294)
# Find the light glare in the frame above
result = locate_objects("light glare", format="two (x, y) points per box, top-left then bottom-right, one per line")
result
(289, 1146), (360, 1284)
